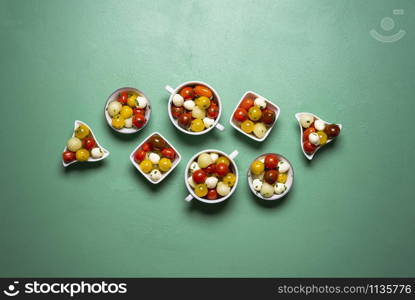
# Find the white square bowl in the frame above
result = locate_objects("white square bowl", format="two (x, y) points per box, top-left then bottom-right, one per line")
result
(130, 132), (181, 184)
(230, 91), (280, 142)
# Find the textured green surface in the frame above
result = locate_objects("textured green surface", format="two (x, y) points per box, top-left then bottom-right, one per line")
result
(1, 0), (414, 277)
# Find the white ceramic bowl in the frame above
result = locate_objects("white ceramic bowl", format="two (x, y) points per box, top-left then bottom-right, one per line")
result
(247, 153), (294, 200)
(230, 91), (280, 142)
(130, 132), (181, 184)
(184, 149), (239, 204)
(62, 120), (110, 167)
(295, 112), (343, 160)
(104, 87), (151, 134)
(165, 81), (225, 135)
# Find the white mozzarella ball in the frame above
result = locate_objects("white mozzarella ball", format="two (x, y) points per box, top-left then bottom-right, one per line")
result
(91, 147), (104, 158)
(172, 94), (184, 107)
(203, 117), (215, 128)
(183, 100), (195, 111)
(150, 169), (162, 181)
(314, 119), (326, 131)
(252, 179), (263, 191)
(189, 161), (200, 173)
(136, 96), (148, 109)
(206, 177), (218, 189)
(124, 117), (133, 128)
(149, 153), (160, 164)
(274, 183), (287, 195)
(278, 161), (290, 173)
(260, 182), (274, 198)
(254, 97), (267, 109)
(187, 176), (196, 188)
(300, 114), (314, 128)
(216, 182), (231, 197)
(308, 132), (320, 146)
(210, 153), (219, 163)
(67, 137), (82, 152)
(107, 101), (122, 117)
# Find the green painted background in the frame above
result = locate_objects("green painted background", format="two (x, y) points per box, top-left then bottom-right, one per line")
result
(1, 0), (414, 277)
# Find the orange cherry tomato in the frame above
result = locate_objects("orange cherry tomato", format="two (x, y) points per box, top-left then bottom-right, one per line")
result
(194, 85), (213, 98)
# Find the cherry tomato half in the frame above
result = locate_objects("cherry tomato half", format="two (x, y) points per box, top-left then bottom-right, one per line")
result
(192, 169), (207, 184)
(233, 107), (248, 122)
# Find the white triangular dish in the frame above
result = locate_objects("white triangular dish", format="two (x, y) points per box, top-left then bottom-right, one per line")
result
(130, 132), (181, 184)
(104, 87), (151, 134)
(295, 112), (342, 160)
(62, 120), (110, 167)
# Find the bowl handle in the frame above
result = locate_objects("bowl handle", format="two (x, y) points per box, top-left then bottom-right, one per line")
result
(215, 123), (225, 131)
(228, 150), (239, 159)
(185, 194), (193, 202)
(165, 85), (175, 95)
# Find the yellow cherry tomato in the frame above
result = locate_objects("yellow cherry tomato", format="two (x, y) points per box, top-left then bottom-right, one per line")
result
(76, 148), (89, 161)
(195, 184), (208, 197)
(317, 131), (328, 145)
(250, 160), (264, 175)
(112, 115), (125, 129)
(75, 124), (90, 139)
(190, 118), (205, 132)
(241, 120), (255, 133)
(127, 94), (138, 107)
(159, 158), (172, 172)
(140, 159), (153, 173)
(120, 105), (133, 119)
(223, 173), (236, 187)
(216, 156), (230, 166)
(195, 96), (211, 110)
(277, 173), (288, 183)
(248, 106), (262, 121)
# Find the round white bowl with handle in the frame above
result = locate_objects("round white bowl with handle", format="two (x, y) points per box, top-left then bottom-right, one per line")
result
(165, 81), (225, 135)
(184, 149), (239, 203)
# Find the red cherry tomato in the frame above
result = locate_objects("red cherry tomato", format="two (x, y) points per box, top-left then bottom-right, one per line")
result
(132, 113), (146, 128)
(264, 170), (278, 184)
(161, 148), (176, 159)
(134, 149), (146, 162)
(178, 113), (192, 128)
(203, 164), (216, 175)
(171, 106), (184, 119)
(239, 97), (254, 110)
(207, 189), (218, 200)
(303, 140), (317, 154)
(141, 142), (151, 152)
(62, 151), (76, 163)
(303, 141), (317, 154)
(82, 137), (96, 150)
(303, 127), (316, 141)
(133, 107), (146, 115)
(264, 154), (279, 169)
(192, 169), (207, 184)
(180, 87), (194, 100)
(215, 163), (229, 177)
(207, 104), (219, 119)
(118, 91), (128, 104)
(233, 107), (248, 122)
